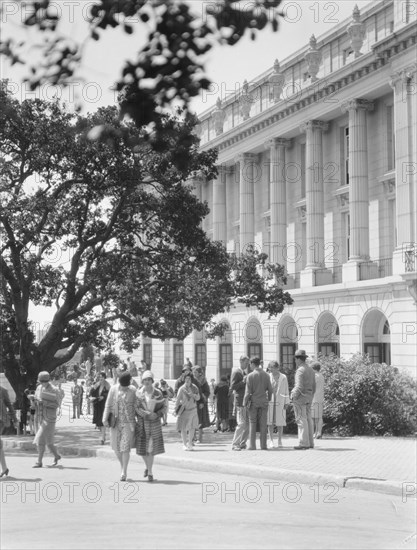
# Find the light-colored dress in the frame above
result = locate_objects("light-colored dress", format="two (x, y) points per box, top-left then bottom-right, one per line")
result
(267, 373), (290, 427)
(103, 385), (136, 452)
(175, 384), (200, 433)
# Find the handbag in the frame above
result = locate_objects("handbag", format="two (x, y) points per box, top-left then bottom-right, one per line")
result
(108, 412), (117, 428)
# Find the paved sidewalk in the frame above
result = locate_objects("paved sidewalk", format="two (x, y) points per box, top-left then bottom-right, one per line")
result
(3, 416), (416, 497)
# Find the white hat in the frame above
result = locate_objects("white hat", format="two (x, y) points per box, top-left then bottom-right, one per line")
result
(142, 370), (154, 381)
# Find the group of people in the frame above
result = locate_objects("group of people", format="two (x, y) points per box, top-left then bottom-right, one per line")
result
(228, 351), (324, 451)
(0, 351), (325, 480)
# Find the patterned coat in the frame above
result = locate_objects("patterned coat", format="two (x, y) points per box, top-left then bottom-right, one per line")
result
(135, 387), (166, 456)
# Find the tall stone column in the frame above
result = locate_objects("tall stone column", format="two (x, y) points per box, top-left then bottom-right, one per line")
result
(390, 66), (417, 275)
(212, 165), (227, 243)
(341, 99), (373, 263)
(300, 120), (328, 268)
(264, 138), (291, 266)
(236, 153), (256, 253)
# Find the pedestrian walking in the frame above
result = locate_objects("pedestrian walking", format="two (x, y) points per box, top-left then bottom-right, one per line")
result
(71, 379), (82, 419)
(159, 379), (174, 425)
(230, 355), (250, 451)
(208, 378), (216, 416)
(90, 372), (111, 444)
(0, 385), (18, 477)
(135, 371), (166, 482)
(311, 362), (325, 439)
(192, 366), (211, 443)
(32, 371), (62, 468)
(291, 350), (316, 450)
(103, 372), (137, 481)
(213, 376), (229, 432)
(267, 361), (290, 448)
(175, 373), (200, 450)
(243, 356), (272, 450)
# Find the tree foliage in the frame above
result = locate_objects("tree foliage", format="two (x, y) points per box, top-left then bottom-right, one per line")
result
(0, 0), (282, 129)
(0, 86), (293, 386)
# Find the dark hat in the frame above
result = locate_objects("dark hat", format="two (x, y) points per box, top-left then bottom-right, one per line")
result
(294, 349), (308, 358)
(118, 372), (132, 387)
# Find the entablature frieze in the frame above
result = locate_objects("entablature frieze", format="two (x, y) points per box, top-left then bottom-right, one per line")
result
(199, 24), (416, 156)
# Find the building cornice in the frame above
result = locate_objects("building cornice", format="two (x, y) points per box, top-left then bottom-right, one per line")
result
(198, 15), (416, 156)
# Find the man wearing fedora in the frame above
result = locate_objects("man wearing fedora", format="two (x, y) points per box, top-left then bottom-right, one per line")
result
(291, 350), (316, 450)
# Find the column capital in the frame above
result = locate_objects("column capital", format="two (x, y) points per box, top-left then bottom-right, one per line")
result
(234, 152), (257, 164)
(216, 164), (234, 176)
(341, 98), (374, 114)
(264, 137), (292, 151)
(190, 170), (206, 184)
(299, 120), (328, 134)
(389, 63), (417, 90)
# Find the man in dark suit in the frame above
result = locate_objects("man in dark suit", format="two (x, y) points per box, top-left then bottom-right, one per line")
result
(243, 356), (272, 450)
(291, 350), (316, 450)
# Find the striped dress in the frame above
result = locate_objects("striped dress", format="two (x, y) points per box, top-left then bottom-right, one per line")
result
(135, 387), (166, 456)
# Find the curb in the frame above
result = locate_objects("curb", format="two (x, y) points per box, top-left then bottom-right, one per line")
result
(2, 437), (407, 497)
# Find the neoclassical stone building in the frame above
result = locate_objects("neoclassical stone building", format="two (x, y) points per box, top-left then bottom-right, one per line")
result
(137, 0), (417, 379)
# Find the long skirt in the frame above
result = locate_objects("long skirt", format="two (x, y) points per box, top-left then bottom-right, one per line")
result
(34, 420), (56, 446)
(135, 418), (165, 456)
(197, 402), (211, 429)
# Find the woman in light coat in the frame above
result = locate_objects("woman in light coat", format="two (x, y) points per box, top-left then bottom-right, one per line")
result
(267, 361), (290, 448)
(175, 373), (200, 450)
(103, 372), (137, 481)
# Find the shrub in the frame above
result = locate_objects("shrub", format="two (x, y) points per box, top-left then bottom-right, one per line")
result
(319, 353), (417, 436)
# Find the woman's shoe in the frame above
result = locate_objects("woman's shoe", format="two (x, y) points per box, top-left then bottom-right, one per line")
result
(33, 462), (42, 468)
(52, 455), (61, 466)
(144, 469), (148, 477)
(0, 468), (9, 477)
(120, 474), (126, 481)
(147, 474), (154, 482)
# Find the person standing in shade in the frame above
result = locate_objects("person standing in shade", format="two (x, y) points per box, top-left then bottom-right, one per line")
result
(267, 361), (290, 448)
(33, 371), (62, 468)
(90, 372), (111, 444)
(135, 371), (166, 482)
(213, 376), (229, 432)
(159, 379), (173, 426)
(103, 372), (137, 481)
(192, 366), (211, 444)
(291, 350), (316, 450)
(71, 379), (82, 419)
(311, 362), (325, 439)
(243, 356), (272, 450)
(230, 355), (250, 451)
(0, 386), (18, 477)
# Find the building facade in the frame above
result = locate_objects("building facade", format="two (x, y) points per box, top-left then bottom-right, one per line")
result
(137, 0), (417, 380)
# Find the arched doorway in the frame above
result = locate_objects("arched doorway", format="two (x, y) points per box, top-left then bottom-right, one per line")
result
(245, 317), (263, 359)
(316, 312), (340, 357)
(142, 335), (152, 367)
(218, 320), (233, 379)
(279, 315), (299, 370)
(362, 309), (391, 364)
(194, 329), (207, 369)
(172, 338), (184, 379)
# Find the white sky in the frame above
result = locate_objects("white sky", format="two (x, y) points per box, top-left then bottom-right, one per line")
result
(1, 0), (373, 116)
(0, 0), (373, 342)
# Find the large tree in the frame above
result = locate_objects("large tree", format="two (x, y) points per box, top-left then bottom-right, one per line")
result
(0, 86), (293, 389)
(0, 0), (282, 128)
